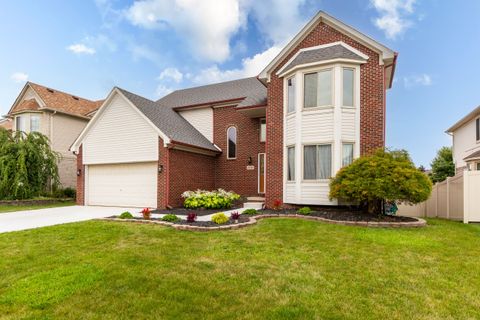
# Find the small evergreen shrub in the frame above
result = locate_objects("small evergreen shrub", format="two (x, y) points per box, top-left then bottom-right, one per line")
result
(297, 207), (312, 215)
(119, 211), (133, 219)
(182, 189), (240, 209)
(243, 208), (258, 215)
(211, 212), (229, 224)
(162, 214), (180, 222)
(187, 212), (197, 223)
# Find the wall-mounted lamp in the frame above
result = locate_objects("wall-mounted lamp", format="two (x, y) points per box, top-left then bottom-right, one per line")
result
(247, 157), (253, 165)
(76, 169), (82, 177)
(158, 165), (164, 173)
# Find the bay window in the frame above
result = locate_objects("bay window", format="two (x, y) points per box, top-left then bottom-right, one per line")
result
(304, 69), (332, 108)
(303, 144), (332, 180)
(343, 68), (354, 107)
(287, 77), (296, 113)
(342, 143), (354, 167)
(30, 115), (40, 132)
(15, 116), (25, 132)
(287, 146), (295, 181)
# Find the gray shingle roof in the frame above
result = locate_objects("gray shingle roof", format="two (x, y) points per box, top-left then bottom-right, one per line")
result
(117, 88), (219, 152)
(156, 77), (266, 109)
(280, 44), (366, 74)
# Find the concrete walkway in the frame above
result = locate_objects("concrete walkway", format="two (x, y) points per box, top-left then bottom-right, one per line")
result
(0, 205), (138, 233)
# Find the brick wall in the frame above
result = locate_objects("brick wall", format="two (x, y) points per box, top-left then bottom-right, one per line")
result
(167, 148), (215, 207)
(213, 106), (265, 197)
(265, 21), (386, 208)
(76, 145), (84, 205)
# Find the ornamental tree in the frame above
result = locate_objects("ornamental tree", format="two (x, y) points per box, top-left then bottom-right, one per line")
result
(0, 128), (59, 200)
(329, 149), (432, 214)
(429, 146), (455, 183)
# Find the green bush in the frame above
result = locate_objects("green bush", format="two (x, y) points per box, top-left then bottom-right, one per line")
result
(162, 214), (180, 222)
(52, 187), (76, 199)
(182, 189), (240, 209)
(243, 208), (258, 215)
(119, 212), (133, 219)
(330, 149), (432, 214)
(211, 212), (229, 224)
(297, 207), (312, 215)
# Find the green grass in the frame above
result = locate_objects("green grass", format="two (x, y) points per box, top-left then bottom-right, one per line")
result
(0, 219), (479, 319)
(0, 201), (75, 213)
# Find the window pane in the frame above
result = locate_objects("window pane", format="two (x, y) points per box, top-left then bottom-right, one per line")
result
(16, 116), (24, 132)
(476, 118), (480, 141)
(260, 119), (266, 142)
(342, 143), (354, 167)
(343, 68), (354, 107)
(30, 116), (40, 132)
(477, 162), (480, 171)
(317, 145), (332, 179)
(227, 127), (237, 158)
(287, 77), (296, 113)
(318, 69), (332, 106)
(304, 73), (317, 108)
(287, 147), (295, 181)
(304, 146), (317, 179)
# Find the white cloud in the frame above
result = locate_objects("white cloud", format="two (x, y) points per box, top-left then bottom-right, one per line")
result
(67, 43), (96, 55)
(155, 84), (175, 98)
(130, 44), (162, 65)
(158, 68), (183, 83)
(192, 45), (281, 84)
(126, 0), (242, 62)
(403, 73), (432, 88)
(11, 72), (29, 83)
(370, 0), (416, 39)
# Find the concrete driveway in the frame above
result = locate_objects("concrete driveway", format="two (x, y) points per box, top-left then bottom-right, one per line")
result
(0, 206), (139, 233)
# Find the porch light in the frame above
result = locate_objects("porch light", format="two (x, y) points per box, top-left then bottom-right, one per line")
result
(158, 165), (164, 173)
(247, 157), (253, 165)
(76, 169), (82, 176)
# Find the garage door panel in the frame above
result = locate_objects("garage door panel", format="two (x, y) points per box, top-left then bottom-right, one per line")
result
(88, 162), (157, 208)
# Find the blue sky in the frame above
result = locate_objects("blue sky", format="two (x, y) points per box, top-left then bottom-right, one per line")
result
(1, 0), (480, 168)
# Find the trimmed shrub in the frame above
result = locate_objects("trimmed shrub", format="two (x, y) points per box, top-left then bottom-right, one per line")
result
(119, 212), (133, 219)
(182, 189), (240, 209)
(243, 208), (258, 215)
(211, 212), (229, 224)
(297, 207), (312, 215)
(187, 212), (197, 223)
(162, 214), (180, 222)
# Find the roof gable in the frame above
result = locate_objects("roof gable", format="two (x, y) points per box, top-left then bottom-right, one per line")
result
(446, 106), (480, 133)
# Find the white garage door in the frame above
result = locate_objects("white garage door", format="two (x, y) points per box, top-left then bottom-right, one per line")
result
(87, 162), (157, 208)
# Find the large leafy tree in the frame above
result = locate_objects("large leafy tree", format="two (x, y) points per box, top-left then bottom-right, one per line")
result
(429, 146), (455, 183)
(329, 149), (432, 214)
(0, 128), (59, 200)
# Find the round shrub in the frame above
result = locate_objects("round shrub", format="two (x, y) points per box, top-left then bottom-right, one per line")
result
(211, 212), (229, 224)
(162, 214), (180, 222)
(297, 207), (312, 215)
(243, 208), (258, 215)
(119, 211), (133, 219)
(182, 189), (240, 209)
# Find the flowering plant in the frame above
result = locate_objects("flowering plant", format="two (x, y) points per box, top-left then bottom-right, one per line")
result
(230, 211), (240, 220)
(141, 208), (151, 220)
(187, 212), (197, 223)
(182, 189), (240, 209)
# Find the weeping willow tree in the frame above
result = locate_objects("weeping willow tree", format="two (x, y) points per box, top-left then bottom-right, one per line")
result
(0, 128), (59, 200)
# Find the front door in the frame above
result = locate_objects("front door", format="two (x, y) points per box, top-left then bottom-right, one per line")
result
(258, 153), (265, 194)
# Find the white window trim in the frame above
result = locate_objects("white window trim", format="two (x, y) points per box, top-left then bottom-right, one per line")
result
(301, 143), (334, 182)
(341, 141), (355, 167)
(342, 67), (356, 108)
(302, 67), (335, 110)
(259, 118), (266, 142)
(286, 145), (296, 183)
(286, 76), (296, 114)
(226, 126), (237, 160)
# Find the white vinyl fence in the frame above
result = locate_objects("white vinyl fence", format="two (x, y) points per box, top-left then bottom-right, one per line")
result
(398, 170), (480, 223)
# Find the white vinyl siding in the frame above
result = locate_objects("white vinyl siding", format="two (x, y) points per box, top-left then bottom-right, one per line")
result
(83, 93), (158, 165)
(87, 162), (157, 208)
(179, 107), (214, 142)
(452, 117), (480, 169)
(302, 110), (334, 142)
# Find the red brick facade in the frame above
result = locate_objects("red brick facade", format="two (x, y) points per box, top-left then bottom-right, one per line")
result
(76, 145), (84, 205)
(213, 106), (265, 197)
(265, 22), (386, 208)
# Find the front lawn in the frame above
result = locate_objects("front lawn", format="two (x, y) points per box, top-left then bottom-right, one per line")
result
(0, 219), (479, 319)
(0, 201), (75, 213)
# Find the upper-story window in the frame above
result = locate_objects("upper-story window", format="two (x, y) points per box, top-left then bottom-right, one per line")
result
(476, 118), (479, 141)
(343, 68), (354, 107)
(260, 118), (266, 142)
(227, 126), (237, 159)
(287, 77), (296, 113)
(304, 69), (332, 109)
(15, 116), (25, 132)
(30, 115), (40, 132)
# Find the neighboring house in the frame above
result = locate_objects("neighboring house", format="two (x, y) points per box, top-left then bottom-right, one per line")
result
(0, 118), (12, 130)
(446, 106), (480, 172)
(71, 11), (397, 209)
(5, 82), (103, 188)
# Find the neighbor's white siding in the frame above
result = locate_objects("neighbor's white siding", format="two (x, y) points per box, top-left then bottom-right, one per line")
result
(452, 117), (480, 170)
(179, 107), (214, 142)
(83, 93), (158, 165)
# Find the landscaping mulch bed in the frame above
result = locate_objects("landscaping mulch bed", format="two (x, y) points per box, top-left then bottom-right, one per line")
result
(174, 215), (250, 227)
(151, 208), (241, 216)
(256, 208), (418, 222)
(0, 198), (74, 206)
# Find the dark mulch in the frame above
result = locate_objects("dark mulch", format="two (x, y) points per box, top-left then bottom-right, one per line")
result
(255, 208), (418, 222)
(151, 208), (241, 216)
(174, 215), (250, 227)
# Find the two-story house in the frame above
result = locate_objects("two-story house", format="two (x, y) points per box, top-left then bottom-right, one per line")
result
(71, 11), (397, 209)
(5, 82), (102, 188)
(447, 106), (480, 172)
